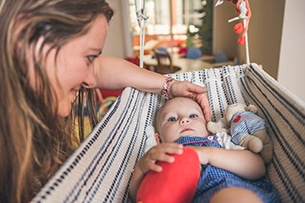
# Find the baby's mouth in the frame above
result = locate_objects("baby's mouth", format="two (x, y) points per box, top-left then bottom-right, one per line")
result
(180, 128), (194, 133)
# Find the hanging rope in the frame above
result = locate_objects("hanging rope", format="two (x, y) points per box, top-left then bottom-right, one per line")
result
(135, 0), (148, 68)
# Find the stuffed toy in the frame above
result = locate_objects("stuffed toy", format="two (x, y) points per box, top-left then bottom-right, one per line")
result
(136, 147), (200, 203)
(207, 103), (273, 164)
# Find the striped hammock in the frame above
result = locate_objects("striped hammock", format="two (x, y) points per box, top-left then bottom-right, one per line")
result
(32, 63), (305, 203)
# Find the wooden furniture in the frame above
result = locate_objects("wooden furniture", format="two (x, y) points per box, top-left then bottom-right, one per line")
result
(144, 53), (213, 74)
(152, 48), (181, 74)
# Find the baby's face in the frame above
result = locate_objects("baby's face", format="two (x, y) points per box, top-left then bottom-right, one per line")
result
(156, 97), (209, 142)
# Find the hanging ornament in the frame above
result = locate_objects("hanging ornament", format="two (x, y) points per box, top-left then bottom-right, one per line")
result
(215, 0), (251, 64)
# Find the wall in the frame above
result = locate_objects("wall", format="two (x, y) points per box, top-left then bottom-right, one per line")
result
(246, 0), (285, 79)
(213, 1), (239, 59)
(102, 0), (127, 58)
(278, 0), (305, 102)
(214, 0), (285, 79)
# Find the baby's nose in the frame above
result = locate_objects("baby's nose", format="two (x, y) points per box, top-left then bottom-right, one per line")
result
(180, 117), (190, 125)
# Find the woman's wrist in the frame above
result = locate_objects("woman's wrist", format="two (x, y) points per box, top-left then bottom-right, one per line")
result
(161, 76), (175, 99)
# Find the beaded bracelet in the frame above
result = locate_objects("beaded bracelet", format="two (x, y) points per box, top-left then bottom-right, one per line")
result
(161, 77), (174, 100)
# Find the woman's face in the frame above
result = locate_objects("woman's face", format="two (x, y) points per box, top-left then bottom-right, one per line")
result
(41, 15), (108, 117)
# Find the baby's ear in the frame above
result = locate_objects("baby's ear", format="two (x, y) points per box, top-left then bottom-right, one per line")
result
(154, 132), (162, 144)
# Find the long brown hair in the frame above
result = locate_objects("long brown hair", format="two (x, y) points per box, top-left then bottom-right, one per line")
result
(0, 0), (113, 202)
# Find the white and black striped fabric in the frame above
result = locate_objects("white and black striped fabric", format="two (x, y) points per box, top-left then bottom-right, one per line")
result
(32, 63), (305, 203)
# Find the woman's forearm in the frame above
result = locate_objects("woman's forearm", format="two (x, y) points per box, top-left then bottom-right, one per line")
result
(94, 56), (167, 93)
(94, 56), (212, 121)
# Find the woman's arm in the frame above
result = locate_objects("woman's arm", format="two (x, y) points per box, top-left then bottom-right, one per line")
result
(93, 56), (212, 121)
(129, 143), (183, 202)
(93, 56), (168, 92)
(191, 147), (266, 180)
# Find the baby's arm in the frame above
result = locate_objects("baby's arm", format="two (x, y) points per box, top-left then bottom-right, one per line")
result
(129, 142), (183, 202)
(190, 147), (265, 180)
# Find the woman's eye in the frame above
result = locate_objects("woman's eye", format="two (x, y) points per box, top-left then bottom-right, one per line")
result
(167, 117), (177, 122)
(189, 114), (198, 118)
(87, 55), (97, 63)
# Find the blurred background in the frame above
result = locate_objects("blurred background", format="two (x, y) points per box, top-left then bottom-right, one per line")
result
(102, 0), (305, 102)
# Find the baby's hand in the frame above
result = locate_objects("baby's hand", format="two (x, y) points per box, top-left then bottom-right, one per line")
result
(137, 143), (183, 174)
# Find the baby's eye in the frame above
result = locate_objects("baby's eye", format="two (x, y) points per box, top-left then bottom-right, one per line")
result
(189, 114), (198, 118)
(167, 117), (177, 122)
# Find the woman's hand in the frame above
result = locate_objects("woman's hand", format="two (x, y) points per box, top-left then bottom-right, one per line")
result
(169, 80), (212, 122)
(93, 57), (212, 121)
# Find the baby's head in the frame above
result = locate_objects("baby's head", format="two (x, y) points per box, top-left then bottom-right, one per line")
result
(155, 97), (209, 143)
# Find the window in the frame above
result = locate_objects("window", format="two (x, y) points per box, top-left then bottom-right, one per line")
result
(129, 0), (204, 55)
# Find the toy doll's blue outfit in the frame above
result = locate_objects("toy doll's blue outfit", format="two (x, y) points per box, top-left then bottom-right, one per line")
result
(230, 111), (266, 145)
(175, 136), (279, 203)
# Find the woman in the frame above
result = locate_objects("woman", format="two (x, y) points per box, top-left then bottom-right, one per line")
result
(0, 0), (211, 202)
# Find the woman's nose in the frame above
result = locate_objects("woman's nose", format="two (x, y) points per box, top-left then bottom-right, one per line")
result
(82, 70), (96, 89)
(180, 117), (190, 125)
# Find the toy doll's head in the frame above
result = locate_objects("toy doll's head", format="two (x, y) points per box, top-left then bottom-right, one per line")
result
(224, 103), (257, 123)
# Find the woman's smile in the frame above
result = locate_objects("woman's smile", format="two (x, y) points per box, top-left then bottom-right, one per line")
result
(70, 88), (80, 102)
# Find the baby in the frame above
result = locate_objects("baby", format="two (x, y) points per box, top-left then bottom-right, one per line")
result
(129, 97), (279, 203)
